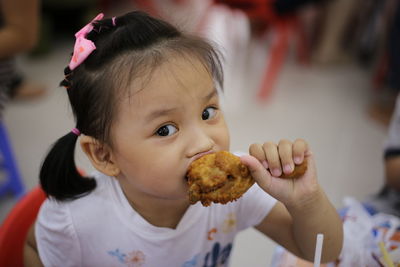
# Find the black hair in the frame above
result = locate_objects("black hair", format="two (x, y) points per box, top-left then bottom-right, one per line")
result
(40, 11), (224, 201)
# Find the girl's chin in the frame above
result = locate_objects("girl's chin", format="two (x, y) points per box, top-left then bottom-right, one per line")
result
(163, 195), (190, 204)
(176, 188), (190, 200)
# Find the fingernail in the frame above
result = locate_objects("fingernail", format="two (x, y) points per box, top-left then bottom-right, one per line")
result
(284, 164), (292, 173)
(294, 157), (302, 164)
(272, 168), (281, 177)
(262, 160), (268, 169)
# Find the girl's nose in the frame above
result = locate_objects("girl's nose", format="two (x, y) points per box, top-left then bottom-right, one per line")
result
(186, 127), (215, 158)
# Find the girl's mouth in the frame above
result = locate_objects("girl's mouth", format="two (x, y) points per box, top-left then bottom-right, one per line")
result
(185, 150), (216, 182)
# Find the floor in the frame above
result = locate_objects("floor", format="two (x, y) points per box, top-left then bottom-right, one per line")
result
(0, 11), (389, 267)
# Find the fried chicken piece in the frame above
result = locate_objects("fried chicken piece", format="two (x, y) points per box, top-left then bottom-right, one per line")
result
(187, 151), (308, 206)
(187, 151), (254, 206)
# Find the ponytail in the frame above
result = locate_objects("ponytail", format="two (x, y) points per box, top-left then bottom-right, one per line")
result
(40, 132), (96, 200)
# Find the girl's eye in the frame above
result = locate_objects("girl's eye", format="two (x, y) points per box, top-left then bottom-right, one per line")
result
(156, 124), (178, 137)
(202, 107), (217, 120)
(201, 107), (217, 120)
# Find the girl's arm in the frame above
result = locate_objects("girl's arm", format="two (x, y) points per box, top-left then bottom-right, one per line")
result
(24, 222), (44, 267)
(254, 187), (343, 262)
(240, 140), (343, 263)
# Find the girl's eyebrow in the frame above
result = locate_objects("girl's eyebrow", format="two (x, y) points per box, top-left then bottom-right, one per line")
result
(204, 88), (217, 102)
(145, 107), (178, 122)
(145, 88), (217, 122)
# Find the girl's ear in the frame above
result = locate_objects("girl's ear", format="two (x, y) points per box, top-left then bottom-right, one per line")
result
(80, 135), (120, 177)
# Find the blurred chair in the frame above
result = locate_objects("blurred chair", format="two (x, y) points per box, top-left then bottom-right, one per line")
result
(372, 53), (388, 91)
(134, 0), (188, 17)
(214, 0), (309, 100)
(0, 186), (46, 267)
(134, 0), (309, 101)
(0, 122), (25, 199)
(134, 0), (161, 17)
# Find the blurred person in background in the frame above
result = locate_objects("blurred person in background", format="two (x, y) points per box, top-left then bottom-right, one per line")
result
(366, 93), (400, 217)
(378, 0), (399, 125)
(364, 0), (399, 126)
(387, 1), (400, 101)
(0, 0), (46, 114)
(312, 0), (359, 64)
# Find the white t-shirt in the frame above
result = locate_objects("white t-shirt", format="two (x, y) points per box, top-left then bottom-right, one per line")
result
(36, 171), (277, 267)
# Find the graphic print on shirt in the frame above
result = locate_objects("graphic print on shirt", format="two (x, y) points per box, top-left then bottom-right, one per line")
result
(108, 249), (146, 267)
(191, 212), (235, 266)
(202, 242), (232, 267)
(180, 242), (232, 267)
(206, 212), (237, 241)
(222, 213), (236, 233)
(108, 249), (126, 263)
(182, 253), (200, 267)
(126, 251), (146, 267)
(207, 228), (218, 240)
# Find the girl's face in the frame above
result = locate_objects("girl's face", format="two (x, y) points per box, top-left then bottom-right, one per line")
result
(110, 57), (230, 204)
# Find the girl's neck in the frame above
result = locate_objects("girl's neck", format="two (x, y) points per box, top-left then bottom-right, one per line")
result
(119, 181), (190, 229)
(128, 197), (190, 229)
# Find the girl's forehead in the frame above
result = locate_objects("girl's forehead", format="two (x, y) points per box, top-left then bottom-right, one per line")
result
(128, 57), (215, 103)
(114, 57), (220, 127)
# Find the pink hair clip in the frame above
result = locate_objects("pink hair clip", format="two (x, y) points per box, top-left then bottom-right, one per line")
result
(69, 13), (105, 70)
(71, 128), (81, 136)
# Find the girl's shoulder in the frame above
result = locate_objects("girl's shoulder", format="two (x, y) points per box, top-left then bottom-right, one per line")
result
(38, 171), (115, 223)
(35, 172), (115, 266)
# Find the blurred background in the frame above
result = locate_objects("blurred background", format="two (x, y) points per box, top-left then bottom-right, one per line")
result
(0, 0), (398, 266)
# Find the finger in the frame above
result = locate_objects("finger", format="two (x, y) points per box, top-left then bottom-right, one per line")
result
(302, 152), (319, 185)
(240, 155), (272, 192)
(278, 139), (294, 175)
(249, 143), (268, 169)
(306, 152), (316, 176)
(293, 139), (309, 164)
(262, 142), (282, 177)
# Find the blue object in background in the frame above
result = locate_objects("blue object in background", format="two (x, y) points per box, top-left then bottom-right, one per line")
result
(0, 122), (25, 199)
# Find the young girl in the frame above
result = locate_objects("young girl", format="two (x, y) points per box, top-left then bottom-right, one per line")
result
(27, 11), (343, 266)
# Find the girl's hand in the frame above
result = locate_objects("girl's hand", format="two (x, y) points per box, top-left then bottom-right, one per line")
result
(240, 139), (320, 208)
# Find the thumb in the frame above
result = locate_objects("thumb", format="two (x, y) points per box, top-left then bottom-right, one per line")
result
(240, 155), (272, 192)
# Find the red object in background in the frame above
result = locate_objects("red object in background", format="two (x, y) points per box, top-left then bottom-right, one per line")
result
(258, 15), (309, 100)
(215, 0), (309, 100)
(134, 0), (161, 17)
(0, 168), (86, 267)
(134, 0), (310, 101)
(372, 52), (388, 91)
(0, 186), (46, 267)
(216, 0), (276, 25)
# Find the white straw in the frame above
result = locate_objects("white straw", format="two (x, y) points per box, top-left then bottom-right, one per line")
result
(313, 233), (324, 267)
